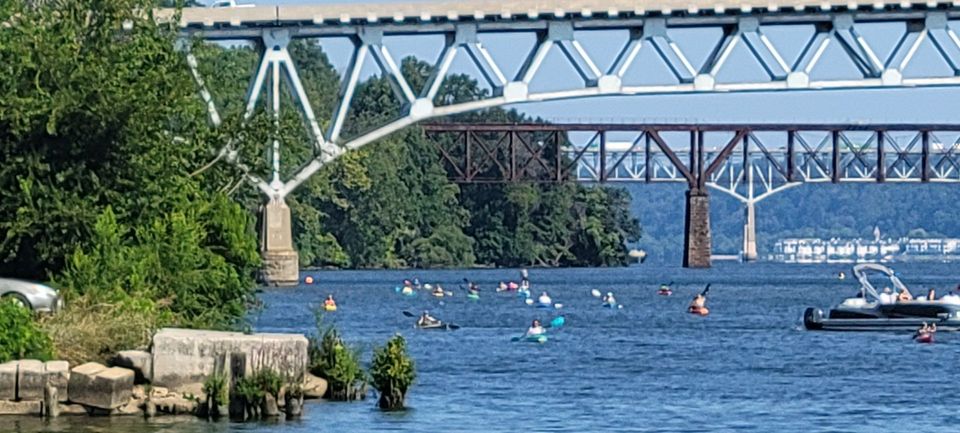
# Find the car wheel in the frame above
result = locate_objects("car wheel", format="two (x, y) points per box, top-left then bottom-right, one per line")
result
(2, 293), (32, 311)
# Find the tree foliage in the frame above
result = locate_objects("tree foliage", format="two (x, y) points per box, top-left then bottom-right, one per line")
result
(0, 300), (54, 363)
(370, 334), (415, 410)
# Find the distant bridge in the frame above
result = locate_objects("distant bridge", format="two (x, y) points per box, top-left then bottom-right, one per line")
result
(156, 0), (960, 282)
(423, 122), (960, 265)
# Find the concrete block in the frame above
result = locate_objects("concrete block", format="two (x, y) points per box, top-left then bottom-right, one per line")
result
(17, 359), (44, 401)
(68, 363), (134, 410)
(44, 361), (69, 402)
(0, 400), (41, 415)
(0, 362), (16, 401)
(114, 350), (152, 384)
(58, 403), (88, 416)
(151, 328), (308, 389)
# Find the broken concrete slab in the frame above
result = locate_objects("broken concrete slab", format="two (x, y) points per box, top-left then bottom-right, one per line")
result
(44, 361), (69, 402)
(17, 359), (44, 401)
(114, 350), (152, 384)
(68, 363), (134, 410)
(0, 361), (16, 401)
(0, 400), (42, 416)
(151, 328), (308, 388)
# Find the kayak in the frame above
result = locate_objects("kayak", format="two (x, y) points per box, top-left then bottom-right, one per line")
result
(658, 289), (672, 296)
(602, 303), (621, 309)
(549, 316), (565, 328)
(517, 334), (548, 343)
(467, 292), (480, 300)
(916, 333), (934, 343)
(518, 290), (531, 299)
(536, 303), (553, 309)
(432, 292), (445, 298)
(324, 304), (337, 312)
(416, 322), (457, 331)
(688, 306), (710, 316)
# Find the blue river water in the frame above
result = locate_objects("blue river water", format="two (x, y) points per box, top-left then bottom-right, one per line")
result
(10, 262), (960, 432)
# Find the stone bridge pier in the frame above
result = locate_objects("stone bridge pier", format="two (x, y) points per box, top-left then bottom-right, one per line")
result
(260, 199), (299, 286)
(683, 188), (712, 268)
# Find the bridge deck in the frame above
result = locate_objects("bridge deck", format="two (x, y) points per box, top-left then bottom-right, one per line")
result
(157, 0), (957, 32)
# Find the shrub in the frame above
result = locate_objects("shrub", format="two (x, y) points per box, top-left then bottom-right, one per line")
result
(234, 376), (264, 420)
(308, 313), (365, 401)
(252, 369), (283, 399)
(202, 372), (229, 407)
(0, 299), (54, 363)
(370, 334), (416, 410)
(39, 295), (162, 365)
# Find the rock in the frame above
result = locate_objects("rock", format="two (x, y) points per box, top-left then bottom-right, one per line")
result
(131, 385), (147, 400)
(68, 363), (134, 410)
(144, 400), (156, 418)
(44, 361), (70, 402)
(0, 400), (42, 415)
(261, 393), (280, 418)
(152, 395), (198, 415)
(302, 373), (327, 399)
(57, 403), (88, 416)
(111, 399), (143, 416)
(114, 350), (152, 384)
(284, 394), (302, 418)
(149, 386), (169, 399)
(16, 359), (44, 401)
(0, 361), (16, 401)
(151, 328), (308, 388)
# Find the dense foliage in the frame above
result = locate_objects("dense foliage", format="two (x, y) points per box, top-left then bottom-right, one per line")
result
(0, 300), (54, 363)
(370, 334), (416, 410)
(0, 0), (259, 361)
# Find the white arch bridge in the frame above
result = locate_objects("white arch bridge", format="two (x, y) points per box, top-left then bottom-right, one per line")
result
(158, 1), (960, 284)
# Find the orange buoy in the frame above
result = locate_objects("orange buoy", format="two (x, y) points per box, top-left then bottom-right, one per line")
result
(305, 276), (314, 284)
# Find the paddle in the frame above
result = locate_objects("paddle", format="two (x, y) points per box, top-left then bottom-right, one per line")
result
(591, 289), (601, 298)
(701, 284), (712, 296)
(402, 310), (416, 317)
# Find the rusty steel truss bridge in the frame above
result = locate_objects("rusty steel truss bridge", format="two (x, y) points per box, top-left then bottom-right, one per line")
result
(156, 0), (960, 283)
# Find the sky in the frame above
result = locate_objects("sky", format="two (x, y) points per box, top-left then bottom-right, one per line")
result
(203, 0), (960, 132)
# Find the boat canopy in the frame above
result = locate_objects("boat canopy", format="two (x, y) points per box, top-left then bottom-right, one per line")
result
(852, 263), (909, 301)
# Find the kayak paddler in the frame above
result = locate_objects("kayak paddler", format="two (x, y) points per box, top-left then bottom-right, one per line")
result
(525, 319), (545, 336)
(418, 311), (440, 327)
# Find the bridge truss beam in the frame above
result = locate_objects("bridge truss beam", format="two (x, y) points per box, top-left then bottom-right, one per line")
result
(422, 122), (960, 266)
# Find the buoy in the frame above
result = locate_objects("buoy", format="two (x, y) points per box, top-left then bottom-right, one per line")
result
(305, 276), (314, 284)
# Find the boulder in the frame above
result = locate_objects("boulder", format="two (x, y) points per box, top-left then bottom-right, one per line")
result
(302, 373), (328, 399)
(44, 361), (69, 402)
(113, 350), (152, 384)
(68, 363), (134, 410)
(17, 359), (44, 401)
(57, 403), (88, 416)
(111, 399), (144, 416)
(0, 361), (16, 401)
(152, 395), (198, 415)
(151, 328), (308, 388)
(0, 400), (41, 415)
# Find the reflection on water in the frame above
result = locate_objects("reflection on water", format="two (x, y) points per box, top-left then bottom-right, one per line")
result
(10, 263), (960, 432)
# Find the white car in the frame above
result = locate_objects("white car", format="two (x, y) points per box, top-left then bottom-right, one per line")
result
(0, 278), (61, 313)
(210, 0), (254, 7)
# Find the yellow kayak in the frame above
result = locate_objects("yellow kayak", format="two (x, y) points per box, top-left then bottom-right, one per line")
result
(324, 304), (337, 312)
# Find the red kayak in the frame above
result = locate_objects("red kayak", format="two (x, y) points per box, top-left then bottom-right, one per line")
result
(688, 306), (709, 316)
(916, 333), (934, 344)
(658, 289), (672, 296)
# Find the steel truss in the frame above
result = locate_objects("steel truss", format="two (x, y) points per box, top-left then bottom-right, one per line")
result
(179, 9), (960, 198)
(421, 122), (960, 195)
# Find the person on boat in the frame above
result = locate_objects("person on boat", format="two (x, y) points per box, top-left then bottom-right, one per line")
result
(879, 287), (895, 304)
(602, 292), (617, 306)
(525, 319), (545, 336)
(538, 291), (552, 305)
(689, 293), (707, 311)
(838, 271), (846, 280)
(418, 311), (440, 327)
(401, 285), (414, 295)
(324, 295), (337, 308)
(914, 322), (934, 340)
(897, 287), (913, 302)
(927, 288), (937, 301)
(433, 285), (445, 297)
(498, 281), (508, 292)
(521, 268), (529, 286)
(413, 278), (421, 290)
(468, 281), (480, 294)
(943, 290), (960, 303)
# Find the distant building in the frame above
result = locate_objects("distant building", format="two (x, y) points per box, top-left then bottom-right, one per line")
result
(769, 236), (960, 263)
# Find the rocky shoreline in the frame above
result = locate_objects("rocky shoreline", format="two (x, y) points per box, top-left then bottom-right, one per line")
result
(0, 328), (327, 420)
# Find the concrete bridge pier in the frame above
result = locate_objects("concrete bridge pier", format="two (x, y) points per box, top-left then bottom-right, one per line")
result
(260, 198), (299, 286)
(683, 188), (712, 268)
(742, 201), (758, 262)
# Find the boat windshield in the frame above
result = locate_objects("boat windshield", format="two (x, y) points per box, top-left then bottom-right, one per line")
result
(852, 263), (910, 302)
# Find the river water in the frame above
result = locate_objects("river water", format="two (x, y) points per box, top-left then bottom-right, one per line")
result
(11, 262), (960, 432)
